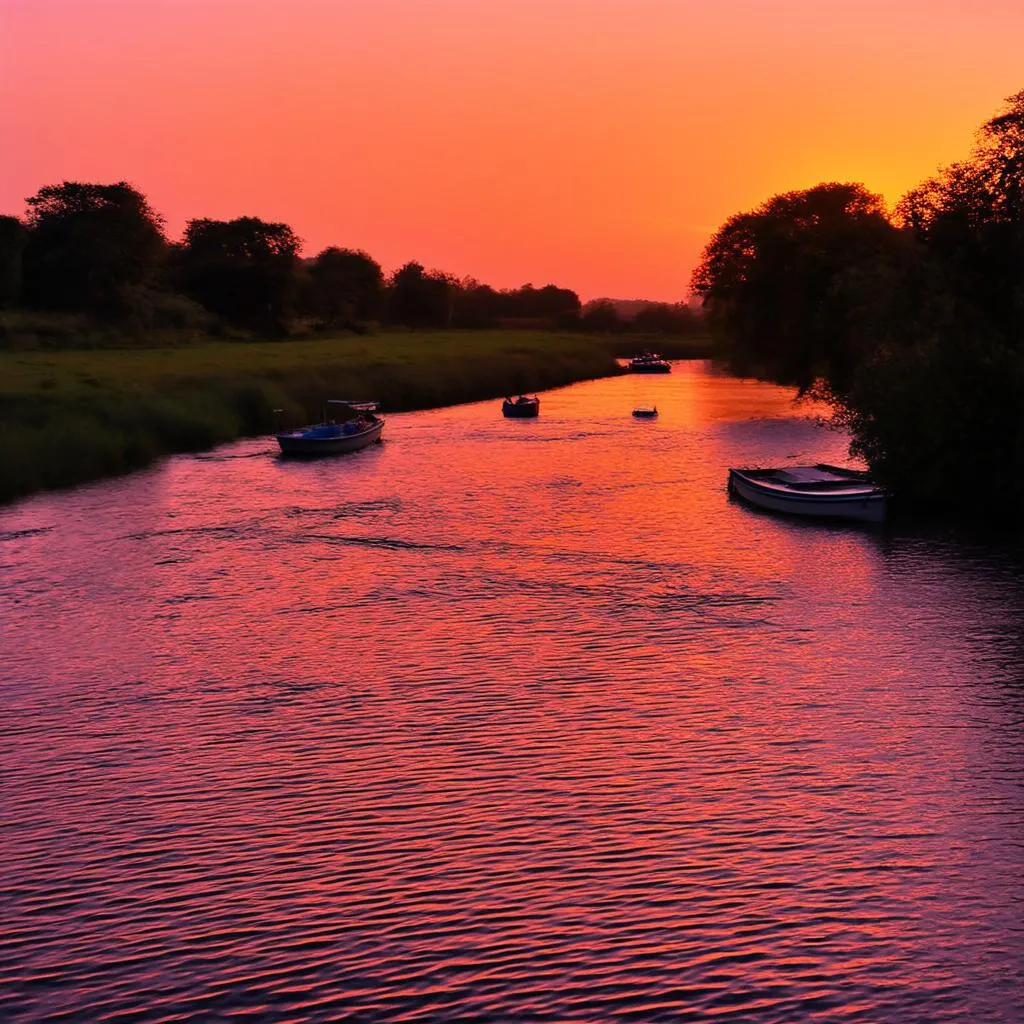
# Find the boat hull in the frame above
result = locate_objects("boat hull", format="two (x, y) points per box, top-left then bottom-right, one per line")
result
(502, 400), (539, 418)
(728, 469), (886, 523)
(628, 362), (671, 374)
(276, 419), (384, 456)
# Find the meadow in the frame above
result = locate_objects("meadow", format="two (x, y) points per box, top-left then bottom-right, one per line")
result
(0, 329), (714, 503)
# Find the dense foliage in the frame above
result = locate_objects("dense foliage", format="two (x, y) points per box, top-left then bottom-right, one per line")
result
(690, 183), (900, 393)
(174, 217), (303, 333)
(692, 90), (1024, 522)
(2, 184), (700, 340)
(0, 215), (27, 308)
(22, 182), (166, 315)
(306, 247), (383, 328)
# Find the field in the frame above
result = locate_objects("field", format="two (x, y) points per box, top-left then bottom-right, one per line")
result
(0, 330), (661, 503)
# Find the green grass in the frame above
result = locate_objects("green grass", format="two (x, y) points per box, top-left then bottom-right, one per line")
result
(0, 330), (627, 503)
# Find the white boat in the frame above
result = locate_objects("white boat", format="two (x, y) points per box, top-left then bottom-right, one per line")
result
(632, 406), (658, 418)
(728, 464), (886, 523)
(276, 401), (384, 456)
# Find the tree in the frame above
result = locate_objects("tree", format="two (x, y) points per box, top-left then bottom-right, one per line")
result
(537, 284), (581, 320)
(818, 89), (1024, 517)
(507, 283), (582, 320)
(580, 299), (622, 332)
(387, 262), (456, 328)
(451, 278), (500, 328)
(175, 217), (301, 332)
(896, 89), (1024, 343)
(306, 247), (383, 328)
(630, 302), (698, 335)
(817, 288), (1024, 518)
(21, 181), (166, 313)
(691, 182), (899, 391)
(0, 216), (27, 308)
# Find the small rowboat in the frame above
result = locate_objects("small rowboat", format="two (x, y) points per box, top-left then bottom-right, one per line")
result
(728, 464), (886, 523)
(632, 406), (658, 418)
(502, 395), (540, 418)
(276, 400), (384, 456)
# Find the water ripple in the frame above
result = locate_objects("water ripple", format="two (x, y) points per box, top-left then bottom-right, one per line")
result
(2, 364), (1023, 1022)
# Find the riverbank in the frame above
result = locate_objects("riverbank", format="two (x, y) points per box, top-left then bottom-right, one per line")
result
(1, 329), (663, 504)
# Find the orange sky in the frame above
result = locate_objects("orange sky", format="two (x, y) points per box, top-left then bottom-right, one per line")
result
(1, 0), (1021, 300)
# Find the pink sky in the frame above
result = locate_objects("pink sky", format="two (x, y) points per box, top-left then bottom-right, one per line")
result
(2, 0), (1022, 300)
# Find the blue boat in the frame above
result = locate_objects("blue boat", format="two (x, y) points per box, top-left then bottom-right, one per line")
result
(276, 400), (384, 456)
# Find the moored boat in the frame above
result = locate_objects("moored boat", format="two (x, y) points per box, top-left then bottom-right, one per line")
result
(632, 406), (658, 418)
(627, 352), (671, 373)
(728, 464), (886, 523)
(502, 395), (540, 418)
(276, 400), (384, 456)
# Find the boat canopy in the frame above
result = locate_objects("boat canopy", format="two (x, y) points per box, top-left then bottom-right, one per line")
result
(327, 399), (379, 411)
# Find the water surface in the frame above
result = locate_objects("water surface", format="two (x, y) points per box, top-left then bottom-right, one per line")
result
(2, 363), (1022, 1022)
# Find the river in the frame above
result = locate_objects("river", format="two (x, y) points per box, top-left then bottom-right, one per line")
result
(2, 361), (1022, 1023)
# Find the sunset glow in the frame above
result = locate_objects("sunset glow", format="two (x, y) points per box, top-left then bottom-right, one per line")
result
(2, 0), (1022, 299)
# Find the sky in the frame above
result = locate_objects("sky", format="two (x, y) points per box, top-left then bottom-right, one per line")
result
(1, 0), (1022, 301)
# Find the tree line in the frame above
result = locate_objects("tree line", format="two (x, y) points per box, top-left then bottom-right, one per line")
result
(691, 89), (1024, 522)
(0, 186), (697, 338)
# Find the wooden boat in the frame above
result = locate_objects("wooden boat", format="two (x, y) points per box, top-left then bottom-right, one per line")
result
(502, 395), (540, 418)
(632, 406), (658, 418)
(728, 464), (886, 523)
(627, 352), (671, 374)
(276, 400), (384, 456)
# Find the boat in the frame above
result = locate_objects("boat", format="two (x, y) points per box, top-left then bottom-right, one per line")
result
(627, 352), (671, 374)
(276, 400), (384, 456)
(728, 463), (886, 523)
(502, 395), (540, 418)
(632, 406), (658, 418)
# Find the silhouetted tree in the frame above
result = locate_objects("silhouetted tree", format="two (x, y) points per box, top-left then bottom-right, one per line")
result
(176, 217), (301, 332)
(21, 181), (166, 314)
(388, 262), (456, 328)
(693, 91), (1024, 519)
(630, 302), (698, 335)
(896, 89), (1024, 343)
(580, 299), (622, 332)
(825, 90), (1024, 516)
(511, 283), (582, 320)
(451, 278), (500, 328)
(307, 247), (383, 328)
(691, 182), (900, 391)
(542, 284), (581, 320)
(461, 282), (581, 327)
(0, 215), (27, 308)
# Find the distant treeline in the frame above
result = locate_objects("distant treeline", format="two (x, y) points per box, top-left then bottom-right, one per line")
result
(692, 89), (1024, 522)
(0, 187), (699, 341)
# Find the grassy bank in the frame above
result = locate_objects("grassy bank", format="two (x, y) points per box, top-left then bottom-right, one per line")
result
(0, 330), (627, 504)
